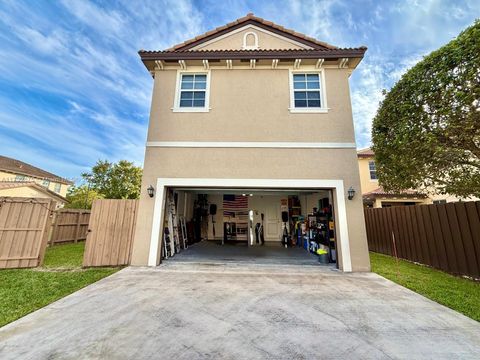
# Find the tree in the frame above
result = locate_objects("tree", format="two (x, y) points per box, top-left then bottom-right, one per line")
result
(372, 20), (480, 198)
(82, 160), (142, 199)
(65, 185), (104, 209)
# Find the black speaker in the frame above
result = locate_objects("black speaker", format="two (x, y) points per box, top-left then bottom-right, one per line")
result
(281, 211), (288, 223)
(209, 204), (217, 215)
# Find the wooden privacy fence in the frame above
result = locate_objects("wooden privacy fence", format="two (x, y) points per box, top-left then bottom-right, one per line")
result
(83, 199), (139, 267)
(0, 197), (55, 269)
(50, 209), (91, 245)
(365, 201), (480, 279)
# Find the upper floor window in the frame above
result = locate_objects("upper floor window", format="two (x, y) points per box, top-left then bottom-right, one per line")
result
(42, 179), (50, 188)
(289, 71), (327, 113)
(15, 175), (26, 182)
(369, 161), (377, 180)
(54, 183), (61, 193)
(173, 72), (210, 112)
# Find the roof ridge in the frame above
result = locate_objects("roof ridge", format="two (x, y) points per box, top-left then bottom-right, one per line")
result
(163, 13), (341, 52)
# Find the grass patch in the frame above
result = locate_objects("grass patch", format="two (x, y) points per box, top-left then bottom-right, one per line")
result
(370, 252), (480, 322)
(43, 242), (86, 268)
(0, 242), (119, 327)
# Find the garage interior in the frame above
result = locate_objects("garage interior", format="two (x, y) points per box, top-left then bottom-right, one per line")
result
(160, 188), (338, 267)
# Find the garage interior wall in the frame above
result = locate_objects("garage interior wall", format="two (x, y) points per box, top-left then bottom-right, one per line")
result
(196, 191), (332, 242)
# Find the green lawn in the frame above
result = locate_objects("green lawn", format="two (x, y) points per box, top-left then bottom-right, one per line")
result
(370, 252), (480, 322)
(0, 242), (119, 327)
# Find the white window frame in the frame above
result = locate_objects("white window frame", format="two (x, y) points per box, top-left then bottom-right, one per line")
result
(242, 31), (259, 50)
(288, 69), (328, 113)
(172, 70), (211, 113)
(368, 160), (378, 181)
(54, 183), (61, 193)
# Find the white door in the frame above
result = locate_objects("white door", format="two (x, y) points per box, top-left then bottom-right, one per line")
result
(265, 201), (281, 241)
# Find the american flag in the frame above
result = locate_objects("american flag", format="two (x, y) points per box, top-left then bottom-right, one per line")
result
(223, 194), (248, 210)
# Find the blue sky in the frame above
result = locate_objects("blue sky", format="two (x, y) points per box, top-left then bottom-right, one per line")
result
(0, 0), (478, 181)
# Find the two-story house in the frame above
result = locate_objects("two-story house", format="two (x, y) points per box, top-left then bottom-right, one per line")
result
(357, 148), (479, 207)
(0, 155), (72, 207)
(357, 148), (428, 208)
(131, 14), (370, 272)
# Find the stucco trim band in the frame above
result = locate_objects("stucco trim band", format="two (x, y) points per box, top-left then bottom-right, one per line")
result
(146, 142), (357, 149)
(148, 178), (352, 272)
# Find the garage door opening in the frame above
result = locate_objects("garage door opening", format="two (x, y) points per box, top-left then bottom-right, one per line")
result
(159, 187), (338, 267)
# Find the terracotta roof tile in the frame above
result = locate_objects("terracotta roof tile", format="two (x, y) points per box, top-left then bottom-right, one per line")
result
(363, 186), (427, 198)
(165, 13), (343, 52)
(0, 155), (72, 185)
(357, 147), (375, 158)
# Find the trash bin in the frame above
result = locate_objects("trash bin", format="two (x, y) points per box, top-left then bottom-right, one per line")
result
(318, 253), (329, 264)
(316, 249), (329, 264)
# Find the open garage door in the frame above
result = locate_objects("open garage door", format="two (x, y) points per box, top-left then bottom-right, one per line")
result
(148, 179), (352, 271)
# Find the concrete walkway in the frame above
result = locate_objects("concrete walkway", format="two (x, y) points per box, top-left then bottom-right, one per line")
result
(0, 262), (479, 359)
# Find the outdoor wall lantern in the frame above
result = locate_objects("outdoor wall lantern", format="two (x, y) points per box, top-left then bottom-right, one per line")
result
(147, 185), (155, 198)
(347, 186), (356, 200)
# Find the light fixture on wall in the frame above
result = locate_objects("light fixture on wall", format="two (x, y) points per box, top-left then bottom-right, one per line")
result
(147, 185), (155, 198)
(347, 187), (355, 200)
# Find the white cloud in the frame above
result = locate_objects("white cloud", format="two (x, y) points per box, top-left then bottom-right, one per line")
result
(14, 27), (67, 53)
(59, 0), (126, 37)
(0, 0), (477, 178)
(350, 58), (386, 148)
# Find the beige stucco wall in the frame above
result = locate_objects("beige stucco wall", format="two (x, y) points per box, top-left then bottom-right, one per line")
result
(132, 147), (370, 271)
(0, 186), (65, 208)
(0, 186), (51, 199)
(357, 157), (379, 194)
(192, 26), (309, 51)
(357, 158), (478, 206)
(148, 67), (356, 143)
(0, 170), (69, 197)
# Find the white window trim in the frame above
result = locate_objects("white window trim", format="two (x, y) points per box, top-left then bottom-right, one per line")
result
(288, 69), (329, 113)
(172, 69), (211, 113)
(242, 31), (259, 50)
(368, 160), (378, 181)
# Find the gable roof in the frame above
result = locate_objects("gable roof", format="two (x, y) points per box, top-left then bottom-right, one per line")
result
(168, 13), (337, 51)
(357, 148), (375, 158)
(0, 155), (72, 185)
(0, 181), (68, 203)
(138, 13), (367, 66)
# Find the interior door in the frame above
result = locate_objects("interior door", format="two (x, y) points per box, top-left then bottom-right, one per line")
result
(265, 201), (281, 241)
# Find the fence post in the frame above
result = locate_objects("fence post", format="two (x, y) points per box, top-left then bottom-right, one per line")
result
(74, 212), (82, 243)
(38, 200), (56, 266)
(50, 211), (59, 246)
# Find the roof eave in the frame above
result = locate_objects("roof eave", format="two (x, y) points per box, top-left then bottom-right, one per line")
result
(138, 48), (366, 61)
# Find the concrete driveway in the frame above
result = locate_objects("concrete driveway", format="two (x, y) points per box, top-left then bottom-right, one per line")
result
(1, 262), (479, 359)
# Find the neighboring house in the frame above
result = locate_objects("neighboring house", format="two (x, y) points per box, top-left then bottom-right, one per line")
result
(357, 148), (477, 208)
(132, 13), (370, 272)
(0, 155), (72, 207)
